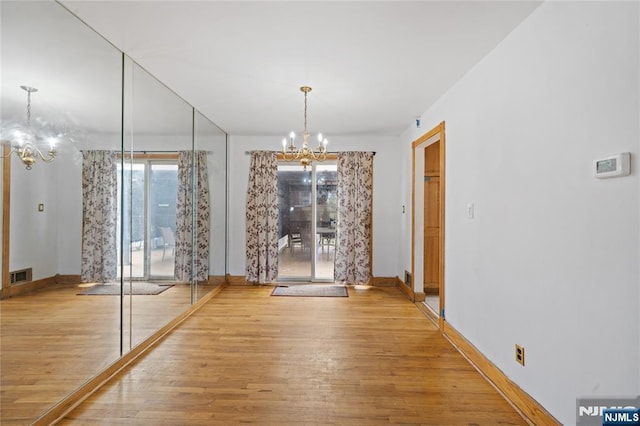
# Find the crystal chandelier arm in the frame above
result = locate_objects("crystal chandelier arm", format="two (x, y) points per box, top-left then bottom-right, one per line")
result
(34, 146), (57, 163)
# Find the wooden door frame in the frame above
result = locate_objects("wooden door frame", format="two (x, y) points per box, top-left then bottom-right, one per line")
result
(411, 121), (445, 329)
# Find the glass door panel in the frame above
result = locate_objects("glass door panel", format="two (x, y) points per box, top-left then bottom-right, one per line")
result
(149, 163), (178, 279)
(117, 161), (178, 280)
(314, 164), (337, 280)
(277, 165), (312, 279)
(117, 162), (145, 279)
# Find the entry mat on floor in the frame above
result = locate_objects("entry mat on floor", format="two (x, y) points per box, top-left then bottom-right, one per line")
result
(271, 284), (348, 297)
(78, 282), (174, 296)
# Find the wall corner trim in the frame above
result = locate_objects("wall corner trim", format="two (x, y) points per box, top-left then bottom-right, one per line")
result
(442, 322), (560, 425)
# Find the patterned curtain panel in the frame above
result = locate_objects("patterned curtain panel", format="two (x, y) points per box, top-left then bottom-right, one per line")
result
(175, 151), (210, 282)
(334, 151), (374, 284)
(245, 151), (279, 283)
(81, 150), (117, 283)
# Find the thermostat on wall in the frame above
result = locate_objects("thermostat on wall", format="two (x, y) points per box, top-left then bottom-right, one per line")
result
(594, 152), (630, 178)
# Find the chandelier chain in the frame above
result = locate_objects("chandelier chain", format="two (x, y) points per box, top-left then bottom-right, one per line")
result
(303, 90), (308, 135)
(26, 91), (32, 127)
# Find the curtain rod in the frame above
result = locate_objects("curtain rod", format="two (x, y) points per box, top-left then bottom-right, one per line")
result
(244, 151), (376, 155)
(121, 150), (212, 153)
(80, 149), (212, 154)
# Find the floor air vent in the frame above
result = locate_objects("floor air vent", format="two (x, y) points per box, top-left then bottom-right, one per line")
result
(10, 268), (32, 284)
(404, 270), (412, 287)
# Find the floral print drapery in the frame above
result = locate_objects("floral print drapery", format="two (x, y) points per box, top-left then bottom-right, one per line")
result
(334, 151), (374, 284)
(175, 151), (210, 282)
(245, 151), (279, 283)
(81, 150), (117, 283)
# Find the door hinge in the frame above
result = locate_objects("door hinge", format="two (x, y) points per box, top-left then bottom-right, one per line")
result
(424, 176), (431, 181)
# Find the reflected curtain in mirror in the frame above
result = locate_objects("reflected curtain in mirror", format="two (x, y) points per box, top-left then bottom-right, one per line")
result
(245, 151), (278, 283)
(334, 151), (374, 284)
(81, 150), (117, 282)
(175, 151), (210, 282)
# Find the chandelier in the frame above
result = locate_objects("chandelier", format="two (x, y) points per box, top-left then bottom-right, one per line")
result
(281, 86), (328, 170)
(2, 86), (57, 170)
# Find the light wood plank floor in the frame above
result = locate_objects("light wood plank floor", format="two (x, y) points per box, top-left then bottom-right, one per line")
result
(61, 285), (526, 425)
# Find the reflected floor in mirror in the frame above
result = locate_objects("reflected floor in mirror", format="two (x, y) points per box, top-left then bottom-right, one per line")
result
(0, 283), (210, 424)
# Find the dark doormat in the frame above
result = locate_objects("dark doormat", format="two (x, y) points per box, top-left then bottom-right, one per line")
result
(78, 282), (174, 296)
(271, 284), (348, 297)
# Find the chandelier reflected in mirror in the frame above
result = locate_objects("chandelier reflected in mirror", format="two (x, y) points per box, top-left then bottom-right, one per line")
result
(281, 86), (328, 170)
(1, 85), (57, 170)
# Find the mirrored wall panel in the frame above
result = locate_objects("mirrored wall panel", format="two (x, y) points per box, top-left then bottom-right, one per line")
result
(194, 111), (227, 300)
(121, 58), (195, 350)
(0, 1), (227, 423)
(0, 1), (123, 422)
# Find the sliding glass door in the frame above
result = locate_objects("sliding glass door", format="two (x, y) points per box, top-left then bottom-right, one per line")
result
(277, 162), (337, 281)
(148, 163), (178, 278)
(117, 159), (178, 281)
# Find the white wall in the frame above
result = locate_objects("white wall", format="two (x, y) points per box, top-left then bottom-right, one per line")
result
(56, 148), (83, 275)
(228, 134), (401, 278)
(10, 155), (58, 280)
(0, 150), (3, 284)
(400, 2), (639, 424)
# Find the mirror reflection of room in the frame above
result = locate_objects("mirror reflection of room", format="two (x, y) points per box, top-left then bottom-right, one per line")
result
(0, 2), (228, 424)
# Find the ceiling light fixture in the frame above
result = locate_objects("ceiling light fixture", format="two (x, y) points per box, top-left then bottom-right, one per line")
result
(2, 86), (57, 170)
(281, 86), (328, 170)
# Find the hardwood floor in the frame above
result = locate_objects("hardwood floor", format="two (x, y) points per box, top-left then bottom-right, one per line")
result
(60, 285), (526, 425)
(0, 283), (202, 424)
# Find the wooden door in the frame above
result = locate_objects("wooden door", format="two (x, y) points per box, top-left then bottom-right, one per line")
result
(424, 176), (440, 293)
(424, 141), (440, 294)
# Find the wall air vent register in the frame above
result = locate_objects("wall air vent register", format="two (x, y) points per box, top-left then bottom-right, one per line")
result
(10, 268), (33, 284)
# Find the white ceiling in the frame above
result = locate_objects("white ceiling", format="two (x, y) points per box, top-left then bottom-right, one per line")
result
(56, 1), (541, 136)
